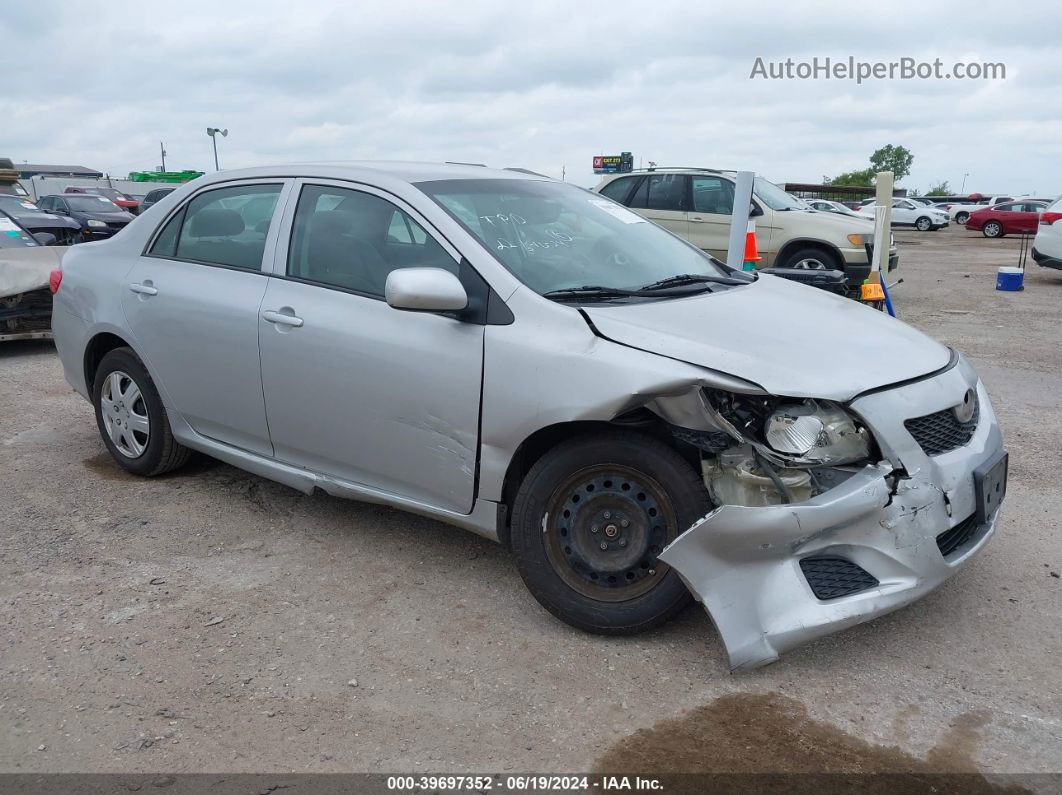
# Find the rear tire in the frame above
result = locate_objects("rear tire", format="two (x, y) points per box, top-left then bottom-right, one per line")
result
(510, 430), (711, 635)
(92, 347), (191, 477)
(956, 211), (970, 224)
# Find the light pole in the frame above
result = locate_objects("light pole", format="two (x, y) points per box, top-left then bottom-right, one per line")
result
(960, 172), (970, 193)
(206, 127), (228, 171)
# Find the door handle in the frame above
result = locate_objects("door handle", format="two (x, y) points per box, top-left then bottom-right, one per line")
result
(128, 282), (158, 296)
(261, 309), (304, 328)
(690, 216), (706, 223)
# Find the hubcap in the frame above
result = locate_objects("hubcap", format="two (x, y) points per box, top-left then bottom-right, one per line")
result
(544, 465), (677, 602)
(986, 222), (1001, 237)
(100, 370), (149, 458)
(917, 218), (931, 230)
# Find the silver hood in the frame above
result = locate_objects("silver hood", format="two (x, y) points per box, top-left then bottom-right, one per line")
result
(582, 274), (951, 401)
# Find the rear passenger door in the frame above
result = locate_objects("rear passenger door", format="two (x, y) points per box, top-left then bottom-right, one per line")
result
(122, 180), (290, 456)
(626, 174), (689, 238)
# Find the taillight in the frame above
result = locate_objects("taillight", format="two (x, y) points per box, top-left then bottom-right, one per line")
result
(49, 269), (62, 294)
(1040, 212), (1062, 226)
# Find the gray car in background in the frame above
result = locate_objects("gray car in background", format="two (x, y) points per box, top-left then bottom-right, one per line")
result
(139, 187), (176, 212)
(51, 163), (1006, 670)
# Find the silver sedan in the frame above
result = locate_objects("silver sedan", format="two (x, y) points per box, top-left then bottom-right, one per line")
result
(50, 163), (1006, 670)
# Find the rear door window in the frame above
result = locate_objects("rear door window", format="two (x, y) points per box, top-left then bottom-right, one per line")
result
(174, 184), (281, 270)
(644, 174), (688, 212)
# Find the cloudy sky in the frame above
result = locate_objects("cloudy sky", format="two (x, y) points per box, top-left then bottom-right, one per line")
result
(4, 1), (1059, 194)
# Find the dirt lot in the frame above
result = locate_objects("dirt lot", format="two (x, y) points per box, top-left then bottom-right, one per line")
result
(2, 224), (1060, 777)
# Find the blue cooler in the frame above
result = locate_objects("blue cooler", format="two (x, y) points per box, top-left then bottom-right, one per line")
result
(996, 267), (1024, 291)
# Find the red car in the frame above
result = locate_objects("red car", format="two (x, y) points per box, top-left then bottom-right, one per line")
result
(64, 186), (140, 215)
(966, 200), (1049, 238)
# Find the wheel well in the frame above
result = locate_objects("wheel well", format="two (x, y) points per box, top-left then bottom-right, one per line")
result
(495, 410), (697, 547)
(774, 240), (842, 269)
(84, 332), (132, 392)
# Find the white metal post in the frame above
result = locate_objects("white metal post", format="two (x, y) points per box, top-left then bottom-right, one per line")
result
(871, 171), (894, 275)
(726, 171), (755, 270)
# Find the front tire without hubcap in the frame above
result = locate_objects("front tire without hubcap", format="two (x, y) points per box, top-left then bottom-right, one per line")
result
(510, 431), (711, 634)
(93, 347), (191, 476)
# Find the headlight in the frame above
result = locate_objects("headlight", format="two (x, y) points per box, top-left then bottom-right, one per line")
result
(86, 219), (107, 228)
(764, 400), (870, 465)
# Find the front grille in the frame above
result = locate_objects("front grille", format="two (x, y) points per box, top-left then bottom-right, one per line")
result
(904, 397), (979, 456)
(936, 513), (981, 558)
(800, 557), (879, 600)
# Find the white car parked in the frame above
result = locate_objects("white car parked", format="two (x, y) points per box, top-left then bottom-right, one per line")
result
(857, 198), (949, 231)
(805, 199), (864, 218)
(1031, 195), (1062, 272)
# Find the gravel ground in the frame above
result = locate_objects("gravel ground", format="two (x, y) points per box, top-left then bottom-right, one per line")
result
(1, 224), (1060, 776)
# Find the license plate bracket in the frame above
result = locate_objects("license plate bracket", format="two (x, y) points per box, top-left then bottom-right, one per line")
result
(973, 450), (1008, 524)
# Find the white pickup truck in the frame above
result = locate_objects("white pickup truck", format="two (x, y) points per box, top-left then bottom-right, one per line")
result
(947, 196), (1015, 225)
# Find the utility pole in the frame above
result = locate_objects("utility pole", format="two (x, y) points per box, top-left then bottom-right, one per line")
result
(160, 142), (167, 172)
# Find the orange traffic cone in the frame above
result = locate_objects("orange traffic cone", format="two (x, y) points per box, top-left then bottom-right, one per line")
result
(742, 219), (761, 271)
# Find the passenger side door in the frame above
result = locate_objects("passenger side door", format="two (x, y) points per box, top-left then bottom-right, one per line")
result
(687, 175), (737, 259)
(121, 180), (289, 456)
(626, 174), (689, 238)
(890, 199), (917, 225)
(257, 181), (485, 513)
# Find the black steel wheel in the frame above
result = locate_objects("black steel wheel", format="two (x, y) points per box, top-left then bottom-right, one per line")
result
(510, 431), (710, 635)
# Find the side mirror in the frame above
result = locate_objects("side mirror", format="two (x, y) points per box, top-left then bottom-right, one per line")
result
(32, 232), (57, 246)
(385, 267), (468, 313)
(749, 202), (764, 217)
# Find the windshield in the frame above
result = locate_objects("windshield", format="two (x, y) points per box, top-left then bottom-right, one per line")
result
(0, 214), (37, 248)
(67, 195), (121, 212)
(416, 179), (733, 296)
(753, 178), (805, 211)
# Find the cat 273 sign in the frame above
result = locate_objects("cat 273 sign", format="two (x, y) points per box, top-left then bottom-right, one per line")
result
(592, 152), (634, 174)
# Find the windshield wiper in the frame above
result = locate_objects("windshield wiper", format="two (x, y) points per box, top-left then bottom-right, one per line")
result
(639, 273), (750, 291)
(542, 285), (644, 301)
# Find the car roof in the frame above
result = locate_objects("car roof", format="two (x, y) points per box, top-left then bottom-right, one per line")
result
(600, 167), (729, 178)
(184, 161), (553, 187)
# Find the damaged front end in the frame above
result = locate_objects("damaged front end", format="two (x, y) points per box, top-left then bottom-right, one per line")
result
(652, 354), (1006, 671)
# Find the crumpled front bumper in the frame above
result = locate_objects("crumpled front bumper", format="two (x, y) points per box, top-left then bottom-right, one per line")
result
(659, 356), (1005, 671)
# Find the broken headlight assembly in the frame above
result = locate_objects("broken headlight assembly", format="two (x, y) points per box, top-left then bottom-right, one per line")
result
(763, 400), (871, 465)
(689, 392), (876, 507)
(702, 390), (872, 466)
